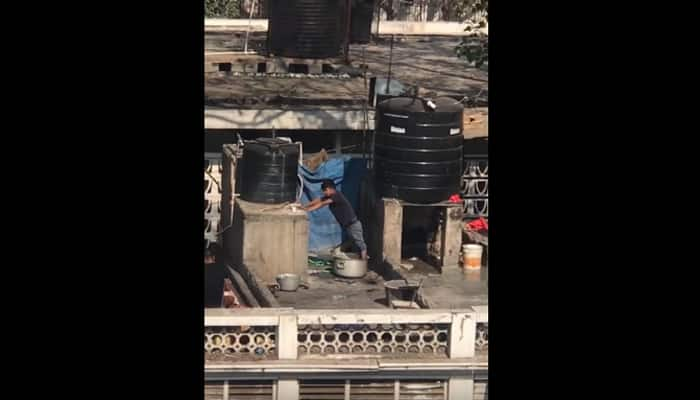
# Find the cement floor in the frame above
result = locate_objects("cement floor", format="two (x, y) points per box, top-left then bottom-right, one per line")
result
(273, 260), (487, 310)
(397, 257), (488, 309)
(411, 266), (488, 309)
(274, 271), (388, 309)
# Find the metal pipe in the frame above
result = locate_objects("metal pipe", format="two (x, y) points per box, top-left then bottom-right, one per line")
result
(386, 34), (394, 94)
(375, 0), (381, 37)
(345, 0), (353, 63)
(243, 0), (257, 53)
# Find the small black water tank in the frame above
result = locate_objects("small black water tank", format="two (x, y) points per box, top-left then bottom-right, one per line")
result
(239, 138), (300, 204)
(268, 0), (343, 59)
(374, 97), (464, 203)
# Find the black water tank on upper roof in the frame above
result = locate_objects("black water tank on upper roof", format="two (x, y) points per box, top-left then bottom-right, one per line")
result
(239, 138), (300, 204)
(350, 0), (374, 44)
(268, 0), (343, 59)
(340, 0), (375, 44)
(374, 97), (464, 203)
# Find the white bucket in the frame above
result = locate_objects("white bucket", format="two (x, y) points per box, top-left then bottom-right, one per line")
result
(462, 244), (483, 270)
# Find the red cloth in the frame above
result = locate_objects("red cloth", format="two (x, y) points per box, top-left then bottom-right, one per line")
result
(466, 217), (488, 231)
(449, 194), (461, 203)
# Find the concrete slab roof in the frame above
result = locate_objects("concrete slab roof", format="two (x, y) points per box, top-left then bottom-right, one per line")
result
(205, 34), (487, 132)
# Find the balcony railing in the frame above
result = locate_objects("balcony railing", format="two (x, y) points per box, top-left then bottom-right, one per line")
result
(205, 307), (487, 364)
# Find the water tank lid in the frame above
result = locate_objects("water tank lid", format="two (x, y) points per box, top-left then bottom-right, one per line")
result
(378, 96), (463, 113)
(248, 137), (291, 150)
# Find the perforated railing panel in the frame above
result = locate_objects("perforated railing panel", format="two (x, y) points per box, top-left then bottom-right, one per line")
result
(204, 326), (276, 361)
(476, 322), (488, 353)
(204, 154), (222, 246)
(297, 323), (450, 358)
(462, 154), (488, 219)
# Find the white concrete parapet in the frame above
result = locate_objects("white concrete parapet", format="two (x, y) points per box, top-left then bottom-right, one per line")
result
(204, 19), (488, 36)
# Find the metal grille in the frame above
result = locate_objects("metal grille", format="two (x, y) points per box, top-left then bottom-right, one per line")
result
(205, 381), (224, 400)
(297, 324), (450, 357)
(205, 153), (223, 246)
(204, 326), (276, 360)
(299, 380), (346, 400)
(461, 155), (488, 219)
(474, 380), (488, 400)
(300, 379), (447, 400)
(205, 380), (274, 400)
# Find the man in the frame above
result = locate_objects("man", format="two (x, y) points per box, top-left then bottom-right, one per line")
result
(303, 179), (368, 260)
(204, 243), (226, 308)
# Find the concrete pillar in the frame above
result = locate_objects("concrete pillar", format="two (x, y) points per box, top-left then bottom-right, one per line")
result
(335, 132), (343, 155)
(277, 314), (298, 360)
(442, 205), (464, 267)
(382, 199), (403, 265)
(276, 379), (300, 400)
(448, 312), (475, 358)
(448, 377), (474, 400)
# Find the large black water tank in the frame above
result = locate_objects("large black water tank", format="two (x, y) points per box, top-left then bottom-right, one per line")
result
(268, 0), (343, 59)
(374, 97), (464, 203)
(350, 0), (374, 44)
(239, 138), (300, 204)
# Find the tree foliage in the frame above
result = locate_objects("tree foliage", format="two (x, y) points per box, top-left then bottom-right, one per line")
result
(205, 0), (241, 19)
(455, 0), (488, 68)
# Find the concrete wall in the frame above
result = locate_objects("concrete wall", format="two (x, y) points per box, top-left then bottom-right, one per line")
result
(204, 19), (488, 36)
(229, 199), (309, 284)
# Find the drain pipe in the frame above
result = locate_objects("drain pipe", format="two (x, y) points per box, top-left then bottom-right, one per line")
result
(344, 0), (352, 63)
(386, 34), (394, 94)
(297, 141), (304, 203)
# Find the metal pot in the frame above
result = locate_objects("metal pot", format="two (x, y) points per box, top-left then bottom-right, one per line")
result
(275, 273), (306, 292)
(333, 255), (367, 278)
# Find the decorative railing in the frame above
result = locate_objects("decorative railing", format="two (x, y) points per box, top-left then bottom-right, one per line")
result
(297, 323), (450, 357)
(204, 153), (223, 247)
(461, 155), (488, 219)
(205, 308), (488, 363)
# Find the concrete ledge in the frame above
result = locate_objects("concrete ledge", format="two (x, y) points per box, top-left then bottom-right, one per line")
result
(205, 358), (488, 372)
(205, 19), (488, 36)
(205, 108), (375, 130)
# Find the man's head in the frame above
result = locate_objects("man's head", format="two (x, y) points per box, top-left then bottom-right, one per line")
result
(321, 179), (337, 196)
(204, 243), (220, 264)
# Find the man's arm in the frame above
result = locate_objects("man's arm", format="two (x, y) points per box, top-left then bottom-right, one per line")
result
(302, 197), (321, 211)
(306, 197), (322, 207)
(304, 198), (333, 212)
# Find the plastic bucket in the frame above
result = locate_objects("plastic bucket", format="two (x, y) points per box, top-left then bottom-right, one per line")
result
(462, 244), (483, 270)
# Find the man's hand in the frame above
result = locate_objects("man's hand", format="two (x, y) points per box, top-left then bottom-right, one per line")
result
(304, 198), (333, 212)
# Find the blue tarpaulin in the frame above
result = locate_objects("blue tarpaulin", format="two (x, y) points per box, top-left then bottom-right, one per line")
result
(299, 156), (367, 253)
